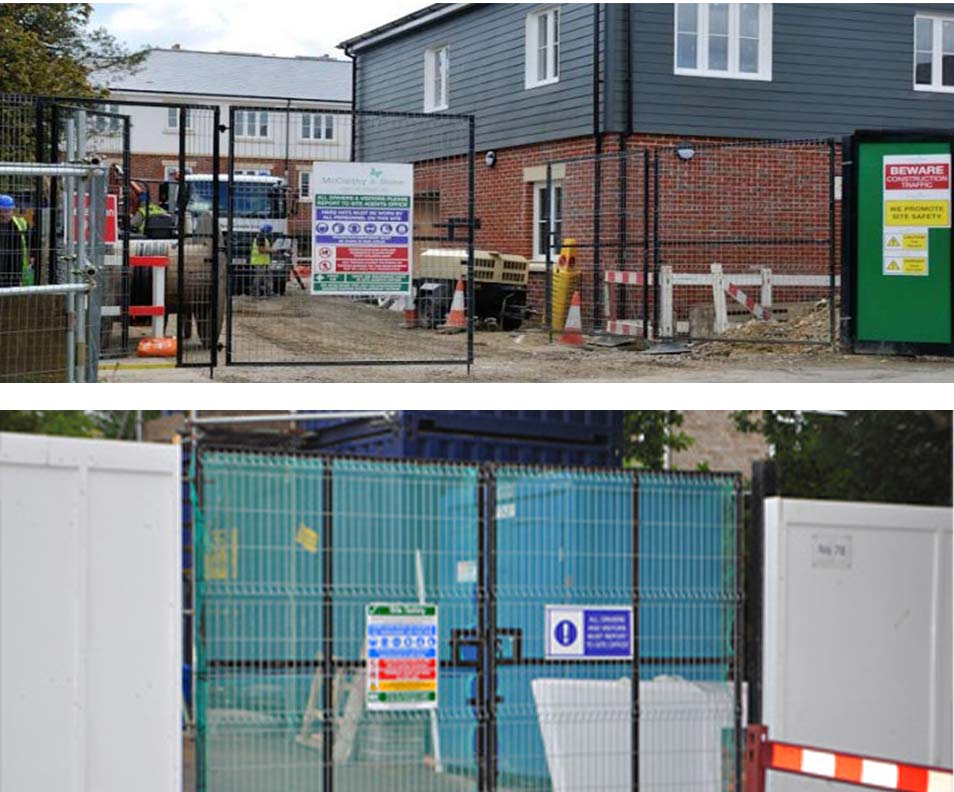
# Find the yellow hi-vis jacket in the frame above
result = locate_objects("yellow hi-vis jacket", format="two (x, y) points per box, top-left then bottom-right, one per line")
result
(250, 235), (272, 267)
(12, 216), (32, 286)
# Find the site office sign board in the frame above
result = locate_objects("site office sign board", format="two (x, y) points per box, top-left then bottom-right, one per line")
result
(311, 163), (414, 296)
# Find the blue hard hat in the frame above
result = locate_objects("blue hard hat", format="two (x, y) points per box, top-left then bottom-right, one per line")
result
(261, 224), (273, 234)
(0, 195), (15, 210)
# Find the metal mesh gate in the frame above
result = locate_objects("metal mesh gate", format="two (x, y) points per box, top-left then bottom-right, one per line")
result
(224, 106), (476, 369)
(193, 447), (743, 792)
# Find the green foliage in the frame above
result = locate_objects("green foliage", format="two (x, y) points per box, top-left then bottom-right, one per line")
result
(732, 410), (952, 506)
(623, 411), (694, 470)
(0, 4), (146, 97)
(0, 410), (160, 440)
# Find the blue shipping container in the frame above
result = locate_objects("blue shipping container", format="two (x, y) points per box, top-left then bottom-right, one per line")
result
(302, 410), (624, 468)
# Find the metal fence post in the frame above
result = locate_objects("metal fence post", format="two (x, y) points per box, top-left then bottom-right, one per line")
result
(652, 150), (661, 340)
(631, 471), (640, 792)
(477, 465), (490, 792)
(484, 464), (498, 792)
(747, 461), (777, 727)
(176, 107), (187, 367)
(322, 464), (335, 792)
(642, 150), (650, 340)
(734, 475), (745, 792)
(225, 106), (235, 366)
(211, 105), (221, 374)
(467, 115), (476, 372)
(545, 162), (554, 343)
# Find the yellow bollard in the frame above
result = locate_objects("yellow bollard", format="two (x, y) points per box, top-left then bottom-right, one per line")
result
(549, 239), (583, 331)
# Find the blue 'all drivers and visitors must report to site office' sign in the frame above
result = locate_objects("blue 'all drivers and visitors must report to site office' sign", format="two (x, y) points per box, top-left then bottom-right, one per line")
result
(545, 605), (634, 660)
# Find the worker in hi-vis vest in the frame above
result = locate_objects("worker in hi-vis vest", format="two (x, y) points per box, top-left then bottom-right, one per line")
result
(0, 194), (32, 287)
(250, 224), (273, 297)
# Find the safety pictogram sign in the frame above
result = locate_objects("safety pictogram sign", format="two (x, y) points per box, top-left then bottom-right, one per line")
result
(883, 227), (930, 277)
(366, 604), (438, 711)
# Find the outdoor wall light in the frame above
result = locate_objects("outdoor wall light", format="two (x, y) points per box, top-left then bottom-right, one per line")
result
(676, 143), (696, 161)
(485, 150), (497, 168)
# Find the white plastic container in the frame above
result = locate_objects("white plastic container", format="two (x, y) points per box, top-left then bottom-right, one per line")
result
(531, 676), (745, 792)
(0, 433), (181, 792)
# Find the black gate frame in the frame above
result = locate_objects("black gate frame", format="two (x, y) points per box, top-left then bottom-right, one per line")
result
(190, 437), (747, 792)
(223, 106), (477, 371)
(27, 95), (222, 373)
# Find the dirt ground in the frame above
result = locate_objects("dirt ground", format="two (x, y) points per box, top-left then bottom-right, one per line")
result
(100, 293), (953, 383)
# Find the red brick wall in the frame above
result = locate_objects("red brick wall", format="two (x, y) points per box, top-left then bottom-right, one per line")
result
(412, 134), (843, 333)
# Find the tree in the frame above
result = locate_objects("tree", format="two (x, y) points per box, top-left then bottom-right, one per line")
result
(623, 411), (694, 470)
(0, 410), (160, 440)
(0, 5), (146, 97)
(732, 410), (952, 506)
(0, 5), (147, 161)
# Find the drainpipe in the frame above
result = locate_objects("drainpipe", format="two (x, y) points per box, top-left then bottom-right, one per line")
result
(343, 46), (358, 162)
(592, 2), (604, 329)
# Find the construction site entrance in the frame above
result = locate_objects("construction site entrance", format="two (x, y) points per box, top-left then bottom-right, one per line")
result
(191, 443), (745, 792)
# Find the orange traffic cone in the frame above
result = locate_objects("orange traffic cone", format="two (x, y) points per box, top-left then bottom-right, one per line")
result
(560, 292), (585, 347)
(439, 279), (467, 333)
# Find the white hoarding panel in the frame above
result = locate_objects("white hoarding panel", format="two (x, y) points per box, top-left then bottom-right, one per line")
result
(763, 498), (952, 791)
(0, 434), (181, 792)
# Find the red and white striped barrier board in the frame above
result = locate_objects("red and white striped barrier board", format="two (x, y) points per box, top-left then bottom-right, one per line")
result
(605, 271), (649, 286)
(129, 255), (168, 337)
(746, 725), (952, 792)
(725, 281), (773, 321)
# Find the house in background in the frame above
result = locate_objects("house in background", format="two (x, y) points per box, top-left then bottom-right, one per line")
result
(91, 48), (353, 245)
(340, 3), (954, 328)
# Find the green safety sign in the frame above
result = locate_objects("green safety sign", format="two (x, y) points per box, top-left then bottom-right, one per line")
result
(854, 139), (952, 348)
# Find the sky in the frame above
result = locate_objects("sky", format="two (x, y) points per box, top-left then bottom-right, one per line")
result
(90, 0), (433, 59)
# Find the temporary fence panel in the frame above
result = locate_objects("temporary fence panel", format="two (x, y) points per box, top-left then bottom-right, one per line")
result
(194, 449), (745, 792)
(762, 498), (952, 791)
(0, 282), (96, 382)
(653, 139), (838, 345)
(0, 94), (223, 372)
(543, 149), (651, 337)
(0, 433), (181, 792)
(224, 105), (475, 369)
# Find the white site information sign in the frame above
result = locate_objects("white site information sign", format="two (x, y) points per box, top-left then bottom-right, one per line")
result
(311, 162), (414, 296)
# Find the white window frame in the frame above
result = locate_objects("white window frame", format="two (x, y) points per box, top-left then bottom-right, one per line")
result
(300, 113), (336, 141)
(532, 179), (563, 262)
(526, 6), (560, 89)
(424, 44), (450, 112)
(166, 107), (193, 130)
(914, 13), (954, 94)
(674, 3), (773, 82)
(299, 170), (311, 202)
(234, 110), (270, 139)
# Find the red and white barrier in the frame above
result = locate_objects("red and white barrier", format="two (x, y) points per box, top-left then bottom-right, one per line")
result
(128, 255), (167, 338)
(746, 725), (952, 792)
